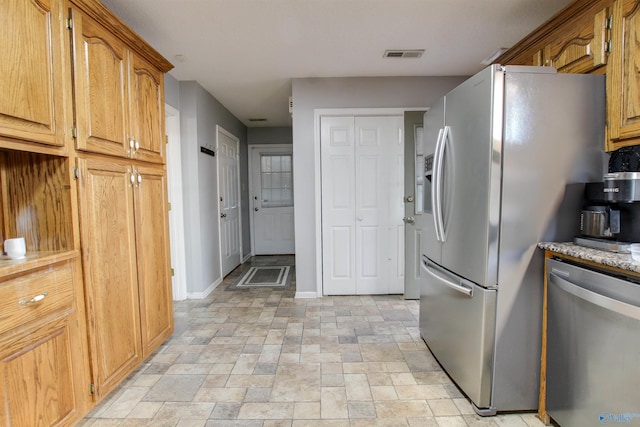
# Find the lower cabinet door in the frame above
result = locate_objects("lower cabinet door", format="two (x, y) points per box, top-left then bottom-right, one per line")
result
(134, 164), (174, 357)
(77, 157), (142, 399)
(0, 316), (79, 427)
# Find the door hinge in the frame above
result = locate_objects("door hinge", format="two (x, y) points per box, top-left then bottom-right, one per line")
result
(70, 126), (77, 139)
(168, 202), (172, 211)
(606, 14), (613, 30)
(165, 135), (169, 144)
(89, 383), (95, 395)
(72, 166), (80, 181)
(171, 268), (175, 277)
(605, 40), (612, 54)
(66, 17), (73, 30)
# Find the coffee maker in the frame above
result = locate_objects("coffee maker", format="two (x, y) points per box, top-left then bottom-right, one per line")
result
(575, 148), (640, 252)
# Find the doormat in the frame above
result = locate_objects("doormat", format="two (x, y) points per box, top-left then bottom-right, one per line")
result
(228, 265), (293, 290)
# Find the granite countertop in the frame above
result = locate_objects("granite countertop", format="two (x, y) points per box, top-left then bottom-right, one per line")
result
(538, 242), (640, 275)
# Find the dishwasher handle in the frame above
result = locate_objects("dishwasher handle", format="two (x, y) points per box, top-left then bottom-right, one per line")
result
(550, 268), (640, 321)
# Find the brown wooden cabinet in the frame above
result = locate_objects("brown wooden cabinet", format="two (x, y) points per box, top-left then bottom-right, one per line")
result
(0, 149), (89, 427)
(496, 0), (640, 152)
(0, 259), (86, 427)
(606, 0), (640, 150)
(0, 0), (173, 423)
(0, 0), (71, 151)
(77, 157), (173, 399)
(533, 7), (610, 74)
(71, 7), (166, 164)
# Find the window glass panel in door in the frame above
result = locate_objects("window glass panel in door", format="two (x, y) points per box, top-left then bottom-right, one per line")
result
(261, 154), (293, 208)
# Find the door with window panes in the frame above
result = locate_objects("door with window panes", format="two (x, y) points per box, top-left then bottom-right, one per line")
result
(250, 146), (295, 254)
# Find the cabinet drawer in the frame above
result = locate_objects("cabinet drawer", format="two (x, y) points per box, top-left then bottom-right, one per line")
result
(0, 263), (73, 336)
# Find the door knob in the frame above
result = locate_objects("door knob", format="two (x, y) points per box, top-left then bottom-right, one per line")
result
(254, 207), (259, 211)
(357, 216), (363, 221)
(220, 213), (227, 218)
(405, 195), (414, 203)
(403, 216), (415, 224)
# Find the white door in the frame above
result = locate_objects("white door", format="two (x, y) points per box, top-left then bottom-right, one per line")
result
(218, 126), (241, 277)
(321, 115), (404, 295)
(249, 145), (295, 255)
(403, 111), (426, 299)
(165, 104), (187, 301)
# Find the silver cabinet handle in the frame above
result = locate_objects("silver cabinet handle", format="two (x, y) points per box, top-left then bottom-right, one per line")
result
(137, 173), (142, 184)
(134, 140), (140, 152)
(19, 292), (48, 305)
(130, 172), (136, 185)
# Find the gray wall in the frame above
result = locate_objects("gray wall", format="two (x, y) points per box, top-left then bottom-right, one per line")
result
(291, 76), (468, 296)
(177, 81), (249, 296)
(248, 127), (293, 145)
(165, 73), (180, 109)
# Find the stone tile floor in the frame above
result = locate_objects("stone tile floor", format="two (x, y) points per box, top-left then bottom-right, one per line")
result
(79, 256), (545, 427)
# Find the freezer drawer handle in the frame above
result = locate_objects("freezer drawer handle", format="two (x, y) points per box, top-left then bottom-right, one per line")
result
(550, 270), (640, 321)
(423, 262), (473, 297)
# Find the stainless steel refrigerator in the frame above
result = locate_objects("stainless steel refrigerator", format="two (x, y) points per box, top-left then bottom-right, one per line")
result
(419, 65), (605, 415)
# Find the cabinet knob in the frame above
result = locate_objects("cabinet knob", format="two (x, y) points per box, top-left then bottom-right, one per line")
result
(19, 292), (48, 305)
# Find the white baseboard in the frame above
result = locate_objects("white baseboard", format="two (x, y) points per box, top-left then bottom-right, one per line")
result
(242, 253), (252, 263)
(187, 278), (222, 299)
(295, 291), (319, 299)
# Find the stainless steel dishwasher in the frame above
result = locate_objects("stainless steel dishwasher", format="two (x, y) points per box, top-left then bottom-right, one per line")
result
(546, 258), (640, 427)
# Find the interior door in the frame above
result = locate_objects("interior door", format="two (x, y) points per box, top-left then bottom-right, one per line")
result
(321, 115), (404, 295)
(218, 128), (241, 277)
(250, 146), (295, 255)
(403, 111), (427, 299)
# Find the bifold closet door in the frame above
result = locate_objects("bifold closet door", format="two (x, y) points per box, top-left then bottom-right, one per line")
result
(321, 115), (404, 295)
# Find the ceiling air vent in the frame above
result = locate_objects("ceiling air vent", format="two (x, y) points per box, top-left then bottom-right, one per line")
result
(248, 118), (268, 122)
(384, 49), (425, 58)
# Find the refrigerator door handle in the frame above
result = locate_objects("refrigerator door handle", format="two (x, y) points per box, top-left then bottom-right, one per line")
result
(435, 125), (450, 242)
(550, 269), (640, 321)
(423, 259), (473, 297)
(432, 128), (444, 242)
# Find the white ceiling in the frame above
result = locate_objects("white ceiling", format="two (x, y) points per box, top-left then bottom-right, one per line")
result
(99, 0), (573, 128)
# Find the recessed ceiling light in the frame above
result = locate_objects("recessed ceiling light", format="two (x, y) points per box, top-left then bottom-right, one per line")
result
(383, 49), (425, 58)
(248, 118), (268, 122)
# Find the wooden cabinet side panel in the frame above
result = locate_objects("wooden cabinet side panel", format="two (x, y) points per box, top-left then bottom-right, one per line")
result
(71, 10), (129, 159)
(77, 158), (141, 397)
(134, 165), (173, 357)
(131, 55), (165, 164)
(0, 0), (67, 147)
(0, 317), (78, 427)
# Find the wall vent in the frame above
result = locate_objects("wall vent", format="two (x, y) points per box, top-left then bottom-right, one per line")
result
(383, 49), (424, 58)
(288, 96), (293, 115)
(248, 118), (268, 122)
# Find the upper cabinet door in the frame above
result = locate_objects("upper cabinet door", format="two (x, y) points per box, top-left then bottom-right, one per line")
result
(607, 0), (640, 148)
(130, 55), (165, 164)
(0, 0), (69, 148)
(534, 7), (610, 74)
(71, 8), (131, 159)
